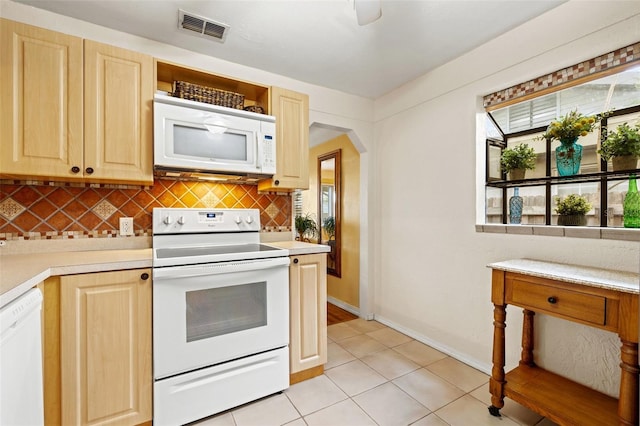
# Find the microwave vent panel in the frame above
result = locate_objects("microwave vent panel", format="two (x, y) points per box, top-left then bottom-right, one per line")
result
(178, 9), (229, 43)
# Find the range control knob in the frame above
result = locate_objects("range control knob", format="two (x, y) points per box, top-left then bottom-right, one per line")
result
(163, 215), (172, 225)
(177, 216), (186, 225)
(235, 216), (242, 225)
(246, 216), (254, 224)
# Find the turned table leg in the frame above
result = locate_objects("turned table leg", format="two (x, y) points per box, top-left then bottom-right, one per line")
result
(520, 309), (535, 367)
(488, 303), (507, 417)
(618, 339), (639, 426)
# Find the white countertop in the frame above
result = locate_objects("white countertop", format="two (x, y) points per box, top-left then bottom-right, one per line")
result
(488, 258), (639, 294)
(0, 249), (152, 307)
(266, 240), (331, 255)
(0, 239), (329, 308)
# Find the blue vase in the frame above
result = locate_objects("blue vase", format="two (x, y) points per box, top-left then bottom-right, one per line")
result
(555, 138), (582, 176)
(509, 187), (523, 224)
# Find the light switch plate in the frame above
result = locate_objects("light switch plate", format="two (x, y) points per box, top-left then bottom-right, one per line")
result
(119, 217), (134, 236)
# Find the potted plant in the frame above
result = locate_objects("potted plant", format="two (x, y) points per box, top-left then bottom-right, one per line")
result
(554, 194), (592, 226)
(597, 122), (640, 171)
(500, 143), (536, 180)
(295, 213), (317, 242)
(541, 109), (610, 176)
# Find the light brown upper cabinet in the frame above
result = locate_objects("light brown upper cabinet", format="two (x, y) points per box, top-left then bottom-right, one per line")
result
(0, 19), (154, 184)
(258, 87), (310, 192)
(83, 40), (154, 184)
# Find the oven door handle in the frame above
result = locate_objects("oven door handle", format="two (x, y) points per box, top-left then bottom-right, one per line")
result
(153, 257), (290, 280)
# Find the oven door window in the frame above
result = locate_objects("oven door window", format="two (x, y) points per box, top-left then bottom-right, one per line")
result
(185, 281), (267, 342)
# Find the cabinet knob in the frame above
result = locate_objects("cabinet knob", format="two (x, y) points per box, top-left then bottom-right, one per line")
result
(71, 166), (81, 174)
(85, 167), (94, 174)
(141, 273), (150, 280)
(293, 258), (299, 264)
(274, 179), (280, 186)
(547, 296), (557, 304)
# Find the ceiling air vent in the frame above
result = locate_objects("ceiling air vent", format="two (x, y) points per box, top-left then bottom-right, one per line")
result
(178, 9), (229, 43)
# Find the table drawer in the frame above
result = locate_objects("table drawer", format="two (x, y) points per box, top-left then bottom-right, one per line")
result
(508, 280), (606, 325)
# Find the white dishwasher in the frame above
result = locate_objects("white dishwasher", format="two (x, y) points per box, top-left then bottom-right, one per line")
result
(0, 288), (44, 426)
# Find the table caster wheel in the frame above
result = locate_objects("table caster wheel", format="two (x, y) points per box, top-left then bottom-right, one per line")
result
(488, 405), (501, 417)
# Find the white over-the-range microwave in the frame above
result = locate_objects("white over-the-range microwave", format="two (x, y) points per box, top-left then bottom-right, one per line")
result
(153, 94), (276, 181)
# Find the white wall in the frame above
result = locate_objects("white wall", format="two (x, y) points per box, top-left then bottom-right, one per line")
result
(371, 0), (640, 397)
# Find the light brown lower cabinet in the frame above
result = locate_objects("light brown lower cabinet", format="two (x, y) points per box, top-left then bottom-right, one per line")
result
(43, 269), (152, 425)
(288, 253), (327, 384)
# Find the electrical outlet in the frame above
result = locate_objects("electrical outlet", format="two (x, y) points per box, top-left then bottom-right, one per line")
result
(119, 217), (134, 236)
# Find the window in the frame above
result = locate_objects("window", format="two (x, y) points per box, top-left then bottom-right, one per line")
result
(484, 66), (640, 228)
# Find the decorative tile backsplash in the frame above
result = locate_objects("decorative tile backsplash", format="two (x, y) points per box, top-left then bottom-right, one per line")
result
(483, 42), (640, 109)
(0, 179), (291, 240)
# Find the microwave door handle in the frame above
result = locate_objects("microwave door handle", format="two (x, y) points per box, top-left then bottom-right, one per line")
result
(254, 131), (261, 170)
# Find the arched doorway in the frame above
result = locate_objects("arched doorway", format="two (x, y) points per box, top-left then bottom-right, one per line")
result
(306, 122), (371, 319)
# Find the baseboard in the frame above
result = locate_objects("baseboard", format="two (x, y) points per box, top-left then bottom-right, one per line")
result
(373, 314), (492, 376)
(327, 296), (360, 317)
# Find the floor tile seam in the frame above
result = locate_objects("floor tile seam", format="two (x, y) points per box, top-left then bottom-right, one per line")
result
(388, 376), (463, 414)
(357, 353), (423, 381)
(353, 379), (438, 419)
(326, 333), (364, 343)
(230, 392), (302, 426)
(349, 385), (433, 426)
(432, 392), (527, 426)
(411, 412), (451, 426)
(296, 392), (380, 426)
(421, 363), (484, 394)
(430, 392), (470, 417)
(389, 346), (449, 368)
(323, 357), (355, 371)
(342, 396), (383, 426)
(365, 346), (423, 365)
(364, 330), (414, 346)
(322, 364), (390, 399)
(457, 391), (530, 426)
(282, 390), (307, 423)
(339, 343), (389, 359)
(284, 376), (350, 418)
(407, 365), (469, 395)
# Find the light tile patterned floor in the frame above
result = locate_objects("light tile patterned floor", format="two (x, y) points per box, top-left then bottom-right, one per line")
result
(192, 319), (558, 426)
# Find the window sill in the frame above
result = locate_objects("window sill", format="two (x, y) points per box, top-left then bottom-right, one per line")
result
(476, 224), (640, 242)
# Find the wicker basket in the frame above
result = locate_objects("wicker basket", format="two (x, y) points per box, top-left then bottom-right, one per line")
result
(172, 81), (245, 109)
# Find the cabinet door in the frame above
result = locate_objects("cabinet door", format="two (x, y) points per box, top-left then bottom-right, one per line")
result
(84, 40), (154, 184)
(259, 87), (309, 191)
(289, 254), (327, 375)
(60, 269), (152, 425)
(0, 19), (83, 179)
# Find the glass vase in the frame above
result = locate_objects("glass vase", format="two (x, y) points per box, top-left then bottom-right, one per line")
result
(509, 187), (523, 224)
(623, 175), (640, 228)
(555, 137), (582, 176)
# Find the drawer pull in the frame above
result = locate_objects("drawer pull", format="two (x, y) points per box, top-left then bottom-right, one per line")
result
(547, 296), (557, 304)
(141, 273), (150, 280)
(293, 258), (299, 264)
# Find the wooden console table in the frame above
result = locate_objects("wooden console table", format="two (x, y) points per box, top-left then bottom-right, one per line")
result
(488, 259), (639, 426)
